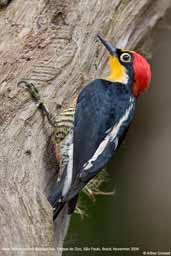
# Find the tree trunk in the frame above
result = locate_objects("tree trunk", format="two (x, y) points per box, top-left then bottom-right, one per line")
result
(0, 0), (170, 255)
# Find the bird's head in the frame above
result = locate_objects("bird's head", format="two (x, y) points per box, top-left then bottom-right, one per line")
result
(97, 34), (151, 97)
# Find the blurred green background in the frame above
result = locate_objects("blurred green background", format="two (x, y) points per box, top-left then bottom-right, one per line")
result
(64, 9), (171, 256)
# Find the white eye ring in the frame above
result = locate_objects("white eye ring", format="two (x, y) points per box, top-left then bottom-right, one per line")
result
(120, 52), (132, 63)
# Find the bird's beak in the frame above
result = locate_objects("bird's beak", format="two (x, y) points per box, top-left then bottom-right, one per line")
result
(97, 34), (117, 56)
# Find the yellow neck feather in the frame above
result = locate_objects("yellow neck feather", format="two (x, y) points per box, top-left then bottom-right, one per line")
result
(105, 56), (128, 84)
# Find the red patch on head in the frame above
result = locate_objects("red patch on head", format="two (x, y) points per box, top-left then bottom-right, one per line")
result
(132, 52), (151, 97)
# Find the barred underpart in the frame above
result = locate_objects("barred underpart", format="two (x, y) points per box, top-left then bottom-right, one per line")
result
(52, 106), (75, 144)
(51, 106), (75, 175)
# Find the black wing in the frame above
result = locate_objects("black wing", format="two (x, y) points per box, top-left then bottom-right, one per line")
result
(65, 79), (135, 200)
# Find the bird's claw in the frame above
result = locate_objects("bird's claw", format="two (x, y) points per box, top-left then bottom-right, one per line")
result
(18, 80), (42, 104)
(18, 80), (57, 127)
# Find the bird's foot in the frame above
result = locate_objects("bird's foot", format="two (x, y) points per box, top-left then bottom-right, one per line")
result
(18, 80), (43, 107)
(18, 80), (57, 127)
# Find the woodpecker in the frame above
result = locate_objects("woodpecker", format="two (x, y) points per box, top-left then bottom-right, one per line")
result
(19, 34), (151, 220)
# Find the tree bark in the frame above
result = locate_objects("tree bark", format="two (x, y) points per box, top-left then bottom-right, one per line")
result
(0, 0), (170, 255)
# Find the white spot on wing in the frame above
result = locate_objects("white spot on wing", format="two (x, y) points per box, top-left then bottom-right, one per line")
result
(83, 98), (134, 171)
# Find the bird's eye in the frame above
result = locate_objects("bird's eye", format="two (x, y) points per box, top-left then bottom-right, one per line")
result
(120, 52), (132, 63)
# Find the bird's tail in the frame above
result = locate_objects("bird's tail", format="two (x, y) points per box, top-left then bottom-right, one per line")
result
(49, 193), (78, 220)
(48, 189), (65, 220)
(48, 167), (79, 220)
(53, 201), (66, 221)
(49, 196), (78, 220)
(68, 194), (79, 214)
(48, 168), (67, 220)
